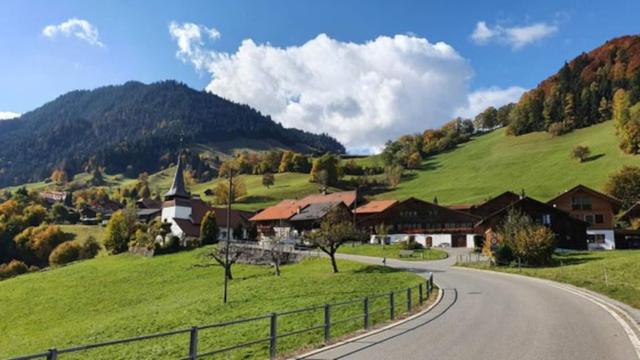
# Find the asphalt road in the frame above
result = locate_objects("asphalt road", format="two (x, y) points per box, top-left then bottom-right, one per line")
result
(298, 249), (639, 360)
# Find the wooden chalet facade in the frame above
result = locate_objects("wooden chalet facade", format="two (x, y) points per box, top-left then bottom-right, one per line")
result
(356, 197), (481, 248)
(476, 196), (589, 250)
(547, 185), (622, 250)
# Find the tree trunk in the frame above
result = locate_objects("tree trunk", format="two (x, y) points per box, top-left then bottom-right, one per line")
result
(274, 259), (280, 277)
(226, 265), (233, 280)
(329, 253), (339, 273)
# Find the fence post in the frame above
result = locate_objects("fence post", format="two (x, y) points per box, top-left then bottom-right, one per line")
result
(47, 349), (57, 360)
(407, 288), (412, 311)
(363, 297), (369, 330)
(188, 327), (198, 360)
(389, 292), (395, 320)
(324, 304), (331, 343)
(429, 273), (434, 292)
(269, 313), (277, 359)
(418, 283), (424, 305)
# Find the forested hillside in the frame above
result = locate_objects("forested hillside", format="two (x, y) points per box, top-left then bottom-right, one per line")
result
(0, 81), (344, 187)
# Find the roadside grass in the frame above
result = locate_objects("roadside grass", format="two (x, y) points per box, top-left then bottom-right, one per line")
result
(337, 243), (448, 261)
(0, 246), (426, 359)
(460, 250), (640, 309)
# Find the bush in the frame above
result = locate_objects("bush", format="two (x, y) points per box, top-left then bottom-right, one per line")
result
(548, 122), (571, 137)
(399, 238), (424, 250)
(79, 236), (101, 259)
(571, 145), (591, 162)
(0, 260), (29, 280)
(49, 241), (82, 266)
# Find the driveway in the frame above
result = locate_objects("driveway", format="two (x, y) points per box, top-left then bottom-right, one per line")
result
(297, 248), (639, 360)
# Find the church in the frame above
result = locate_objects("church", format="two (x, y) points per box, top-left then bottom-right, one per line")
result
(161, 154), (254, 243)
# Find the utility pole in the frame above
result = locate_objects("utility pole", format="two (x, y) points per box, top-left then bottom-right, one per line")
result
(223, 171), (233, 304)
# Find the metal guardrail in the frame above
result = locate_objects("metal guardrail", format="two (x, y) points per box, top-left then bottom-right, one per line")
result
(10, 273), (435, 360)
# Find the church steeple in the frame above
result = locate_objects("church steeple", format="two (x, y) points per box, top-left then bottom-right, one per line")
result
(164, 153), (190, 200)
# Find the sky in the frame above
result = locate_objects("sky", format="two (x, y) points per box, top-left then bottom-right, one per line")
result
(1, 0), (639, 153)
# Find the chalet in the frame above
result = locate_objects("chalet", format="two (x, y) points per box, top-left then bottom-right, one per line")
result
(476, 196), (589, 250)
(249, 190), (357, 240)
(40, 190), (72, 207)
(449, 191), (521, 218)
(356, 197), (481, 248)
(547, 185), (622, 250)
(135, 198), (162, 223)
(161, 155), (254, 243)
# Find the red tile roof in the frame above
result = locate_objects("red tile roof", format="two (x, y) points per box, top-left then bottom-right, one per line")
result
(249, 191), (357, 222)
(354, 200), (398, 214)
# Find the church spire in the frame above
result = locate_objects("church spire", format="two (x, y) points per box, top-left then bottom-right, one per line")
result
(164, 152), (190, 200)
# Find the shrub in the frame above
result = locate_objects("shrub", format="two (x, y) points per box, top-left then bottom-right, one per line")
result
(399, 238), (424, 250)
(13, 225), (68, 266)
(571, 145), (591, 162)
(79, 236), (101, 259)
(49, 241), (82, 266)
(605, 165), (640, 209)
(104, 210), (135, 254)
(0, 260), (29, 279)
(548, 122), (571, 137)
(130, 229), (154, 250)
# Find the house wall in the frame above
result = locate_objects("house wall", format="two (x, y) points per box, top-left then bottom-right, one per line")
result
(369, 233), (476, 248)
(550, 189), (616, 230)
(587, 229), (616, 250)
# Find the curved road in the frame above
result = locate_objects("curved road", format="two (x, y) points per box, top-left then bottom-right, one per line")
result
(298, 249), (639, 360)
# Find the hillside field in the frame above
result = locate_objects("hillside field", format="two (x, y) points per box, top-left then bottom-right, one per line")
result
(0, 247), (425, 359)
(377, 121), (640, 205)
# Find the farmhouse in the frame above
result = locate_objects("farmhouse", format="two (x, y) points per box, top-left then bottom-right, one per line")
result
(249, 190), (357, 240)
(547, 185), (621, 250)
(476, 196), (589, 250)
(161, 156), (254, 242)
(356, 197), (481, 248)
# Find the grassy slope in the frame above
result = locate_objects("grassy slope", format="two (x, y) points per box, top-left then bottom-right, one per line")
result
(337, 243), (448, 261)
(0, 247), (425, 359)
(58, 224), (105, 243)
(462, 250), (640, 309)
(378, 121), (640, 205)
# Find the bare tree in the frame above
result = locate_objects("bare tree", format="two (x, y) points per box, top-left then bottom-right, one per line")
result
(207, 244), (244, 280)
(265, 236), (286, 277)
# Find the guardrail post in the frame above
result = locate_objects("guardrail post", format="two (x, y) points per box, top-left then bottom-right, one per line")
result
(389, 292), (395, 320)
(418, 283), (424, 305)
(363, 297), (369, 330)
(324, 304), (331, 343)
(188, 327), (198, 360)
(407, 288), (412, 311)
(269, 313), (277, 359)
(47, 349), (57, 360)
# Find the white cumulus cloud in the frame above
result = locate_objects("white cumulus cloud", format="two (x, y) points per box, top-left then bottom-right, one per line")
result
(471, 21), (558, 49)
(42, 18), (104, 47)
(0, 112), (20, 120)
(456, 86), (526, 118)
(169, 22), (476, 153)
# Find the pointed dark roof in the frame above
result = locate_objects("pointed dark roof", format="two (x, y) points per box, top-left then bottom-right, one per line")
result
(164, 154), (190, 200)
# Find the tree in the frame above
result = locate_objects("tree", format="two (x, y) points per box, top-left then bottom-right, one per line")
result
(291, 154), (311, 173)
(50, 169), (67, 185)
(200, 210), (219, 245)
(50, 203), (70, 223)
(605, 165), (640, 209)
(571, 145), (591, 162)
(214, 178), (247, 205)
(475, 106), (498, 130)
(598, 97), (611, 121)
(262, 172), (275, 189)
(207, 244), (244, 280)
(13, 225), (68, 266)
(278, 151), (294, 173)
(310, 154), (341, 186)
(612, 88), (631, 133)
(619, 103), (640, 154)
(104, 210), (134, 254)
(304, 205), (358, 273)
(406, 152), (422, 170)
(90, 167), (105, 186)
(384, 165), (403, 188)
(264, 235), (287, 276)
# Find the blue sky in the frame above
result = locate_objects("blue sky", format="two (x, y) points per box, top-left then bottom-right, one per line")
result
(1, 0), (639, 151)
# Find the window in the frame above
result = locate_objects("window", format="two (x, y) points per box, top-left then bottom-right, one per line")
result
(571, 196), (592, 210)
(542, 214), (551, 225)
(595, 214), (604, 224)
(587, 234), (605, 244)
(584, 215), (594, 225)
